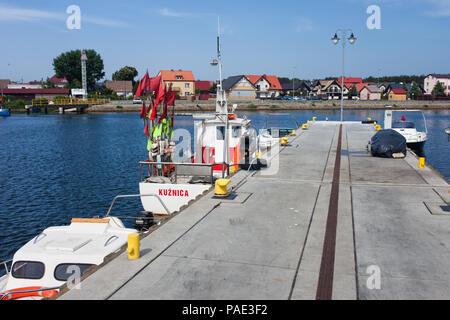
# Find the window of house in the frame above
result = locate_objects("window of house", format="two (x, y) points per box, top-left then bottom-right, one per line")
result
(176, 75), (183, 80)
(185, 83), (190, 88)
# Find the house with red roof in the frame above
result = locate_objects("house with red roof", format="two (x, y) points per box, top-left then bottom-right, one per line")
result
(1, 88), (69, 101)
(157, 69), (195, 99)
(245, 75), (282, 99)
(49, 75), (68, 88)
(388, 88), (407, 101)
(338, 77), (363, 86)
(195, 80), (215, 100)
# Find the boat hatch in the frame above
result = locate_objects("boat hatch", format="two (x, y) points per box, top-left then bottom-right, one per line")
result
(68, 218), (111, 234)
(45, 238), (92, 252)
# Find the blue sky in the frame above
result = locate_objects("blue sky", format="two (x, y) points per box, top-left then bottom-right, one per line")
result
(0, 0), (449, 83)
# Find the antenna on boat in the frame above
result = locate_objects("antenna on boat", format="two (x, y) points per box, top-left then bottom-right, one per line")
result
(211, 16), (229, 178)
(214, 17), (227, 116)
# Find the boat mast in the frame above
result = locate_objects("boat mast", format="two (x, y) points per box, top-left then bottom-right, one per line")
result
(215, 17), (229, 178)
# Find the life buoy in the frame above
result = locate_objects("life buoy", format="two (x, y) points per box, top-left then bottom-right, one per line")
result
(1, 286), (58, 300)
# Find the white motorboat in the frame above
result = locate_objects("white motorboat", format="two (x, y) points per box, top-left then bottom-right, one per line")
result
(0, 194), (156, 300)
(384, 109), (427, 151)
(258, 127), (295, 149)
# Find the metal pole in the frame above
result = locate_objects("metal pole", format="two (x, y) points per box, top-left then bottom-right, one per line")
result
(341, 31), (345, 123)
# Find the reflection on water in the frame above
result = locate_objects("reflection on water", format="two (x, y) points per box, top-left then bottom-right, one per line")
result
(0, 110), (448, 262)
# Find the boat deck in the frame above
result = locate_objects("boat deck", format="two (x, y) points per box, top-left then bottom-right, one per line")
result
(58, 121), (450, 300)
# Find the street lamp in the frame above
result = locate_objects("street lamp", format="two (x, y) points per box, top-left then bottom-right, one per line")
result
(331, 29), (356, 122)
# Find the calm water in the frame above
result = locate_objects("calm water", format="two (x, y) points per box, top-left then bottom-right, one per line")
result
(0, 110), (449, 262)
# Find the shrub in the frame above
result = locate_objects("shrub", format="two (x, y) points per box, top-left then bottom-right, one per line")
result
(248, 104), (257, 109)
(116, 105), (123, 109)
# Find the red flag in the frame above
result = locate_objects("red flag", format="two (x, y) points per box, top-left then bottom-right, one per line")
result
(167, 91), (175, 106)
(134, 80), (143, 99)
(154, 80), (165, 107)
(140, 100), (146, 119)
(170, 107), (174, 128)
(149, 98), (157, 121)
(160, 85), (168, 119)
(149, 76), (161, 92)
(141, 71), (150, 91)
(144, 119), (148, 137)
(164, 83), (175, 106)
(134, 71), (150, 99)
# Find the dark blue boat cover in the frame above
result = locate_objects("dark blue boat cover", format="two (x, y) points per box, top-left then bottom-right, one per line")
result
(370, 129), (407, 158)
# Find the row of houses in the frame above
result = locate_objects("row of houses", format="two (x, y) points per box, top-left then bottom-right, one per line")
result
(2, 71), (448, 102)
(220, 75), (416, 101)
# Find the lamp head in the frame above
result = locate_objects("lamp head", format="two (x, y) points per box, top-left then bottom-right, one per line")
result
(331, 33), (339, 45)
(348, 33), (356, 44)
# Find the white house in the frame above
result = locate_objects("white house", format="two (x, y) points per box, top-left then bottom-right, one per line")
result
(424, 74), (450, 95)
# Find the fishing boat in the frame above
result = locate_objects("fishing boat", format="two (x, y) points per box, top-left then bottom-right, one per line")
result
(0, 193), (159, 300)
(137, 20), (256, 215)
(384, 109), (427, 152)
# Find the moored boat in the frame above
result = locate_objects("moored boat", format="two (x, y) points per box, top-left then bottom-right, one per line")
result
(0, 98), (11, 117)
(136, 20), (257, 215)
(384, 109), (427, 152)
(0, 200), (146, 300)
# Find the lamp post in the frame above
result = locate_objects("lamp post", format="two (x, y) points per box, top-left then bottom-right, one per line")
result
(331, 30), (356, 122)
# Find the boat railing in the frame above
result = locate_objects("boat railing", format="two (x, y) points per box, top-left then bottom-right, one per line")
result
(105, 193), (171, 217)
(0, 259), (12, 278)
(139, 161), (215, 184)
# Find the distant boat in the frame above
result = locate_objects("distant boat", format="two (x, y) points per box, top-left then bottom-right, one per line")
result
(384, 109), (427, 152)
(0, 105), (11, 117)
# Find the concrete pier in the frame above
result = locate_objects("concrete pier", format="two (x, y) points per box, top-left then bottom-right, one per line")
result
(58, 121), (450, 300)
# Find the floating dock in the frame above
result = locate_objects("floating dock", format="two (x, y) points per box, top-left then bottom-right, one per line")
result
(57, 121), (450, 300)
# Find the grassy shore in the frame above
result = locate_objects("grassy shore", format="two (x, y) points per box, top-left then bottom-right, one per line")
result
(7, 99), (450, 114)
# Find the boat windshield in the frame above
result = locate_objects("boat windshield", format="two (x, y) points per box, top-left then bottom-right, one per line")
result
(392, 121), (415, 129)
(391, 111), (427, 133)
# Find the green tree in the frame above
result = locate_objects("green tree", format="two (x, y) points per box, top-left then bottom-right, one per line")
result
(112, 66), (138, 84)
(408, 82), (420, 100)
(41, 77), (56, 88)
(209, 83), (217, 93)
(432, 81), (445, 96)
(53, 49), (105, 91)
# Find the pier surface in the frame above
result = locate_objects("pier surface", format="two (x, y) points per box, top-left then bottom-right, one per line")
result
(59, 121), (450, 300)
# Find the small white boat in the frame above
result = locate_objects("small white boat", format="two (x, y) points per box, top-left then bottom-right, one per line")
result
(0, 207), (140, 300)
(384, 109), (427, 151)
(258, 127), (295, 149)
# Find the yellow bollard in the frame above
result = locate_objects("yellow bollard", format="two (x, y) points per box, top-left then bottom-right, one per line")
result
(368, 117), (372, 121)
(313, 117), (316, 122)
(126, 233), (140, 260)
(419, 157), (425, 168)
(291, 129), (296, 136)
(281, 136), (288, 146)
(374, 121), (377, 125)
(215, 179), (231, 196)
(257, 152), (262, 159)
(302, 123), (308, 130)
(307, 120), (310, 125)
(376, 125), (381, 131)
